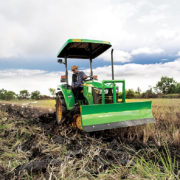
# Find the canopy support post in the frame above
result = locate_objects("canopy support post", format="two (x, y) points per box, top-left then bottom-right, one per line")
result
(111, 49), (114, 80)
(90, 58), (93, 77)
(65, 56), (68, 84)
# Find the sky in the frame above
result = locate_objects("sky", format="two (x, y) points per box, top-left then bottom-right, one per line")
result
(0, 0), (180, 95)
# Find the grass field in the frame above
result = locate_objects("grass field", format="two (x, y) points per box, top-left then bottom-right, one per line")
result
(1, 98), (180, 109)
(0, 99), (56, 109)
(0, 98), (179, 179)
(0, 98), (179, 146)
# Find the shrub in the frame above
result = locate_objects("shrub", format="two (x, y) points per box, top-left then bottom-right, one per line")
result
(141, 88), (158, 98)
(175, 83), (180, 93)
(5, 91), (17, 100)
(31, 91), (41, 100)
(0, 89), (17, 100)
(126, 89), (135, 98)
(19, 90), (30, 99)
(40, 95), (52, 100)
(49, 88), (56, 97)
(0, 89), (7, 100)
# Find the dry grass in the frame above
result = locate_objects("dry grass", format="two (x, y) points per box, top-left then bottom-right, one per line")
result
(0, 99), (55, 110)
(0, 98), (180, 179)
(121, 98), (180, 146)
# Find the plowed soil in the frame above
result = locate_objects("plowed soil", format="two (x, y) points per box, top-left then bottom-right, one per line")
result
(0, 102), (179, 179)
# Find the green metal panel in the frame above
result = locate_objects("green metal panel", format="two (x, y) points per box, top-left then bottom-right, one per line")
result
(59, 85), (75, 110)
(57, 39), (111, 59)
(80, 101), (154, 131)
(83, 81), (114, 89)
(102, 80), (125, 104)
(82, 80), (119, 105)
(83, 85), (94, 105)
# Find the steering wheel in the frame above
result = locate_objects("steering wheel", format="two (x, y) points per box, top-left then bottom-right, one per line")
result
(84, 76), (93, 81)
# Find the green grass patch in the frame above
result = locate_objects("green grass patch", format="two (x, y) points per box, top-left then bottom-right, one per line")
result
(129, 145), (179, 179)
(0, 125), (7, 129)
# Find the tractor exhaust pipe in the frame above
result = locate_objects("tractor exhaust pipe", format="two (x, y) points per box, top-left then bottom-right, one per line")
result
(111, 49), (114, 80)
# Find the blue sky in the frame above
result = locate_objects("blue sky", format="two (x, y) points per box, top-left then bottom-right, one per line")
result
(0, 53), (178, 71)
(0, 0), (180, 94)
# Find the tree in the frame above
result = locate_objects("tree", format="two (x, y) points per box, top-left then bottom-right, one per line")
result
(126, 89), (135, 98)
(49, 88), (56, 97)
(0, 89), (17, 100)
(175, 83), (180, 93)
(141, 88), (157, 98)
(19, 90), (30, 99)
(155, 76), (177, 94)
(136, 87), (141, 94)
(0, 89), (7, 100)
(31, 90), (41, 100)
(5, 91), (17, 100)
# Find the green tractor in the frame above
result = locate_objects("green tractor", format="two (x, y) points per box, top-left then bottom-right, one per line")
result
(56, 39), (155, 132)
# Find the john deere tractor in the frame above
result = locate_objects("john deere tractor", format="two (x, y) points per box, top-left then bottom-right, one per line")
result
(56, 39), (155, 132)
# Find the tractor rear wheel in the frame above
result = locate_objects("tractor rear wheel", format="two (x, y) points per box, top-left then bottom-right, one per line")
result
(56, 92), (67, 124)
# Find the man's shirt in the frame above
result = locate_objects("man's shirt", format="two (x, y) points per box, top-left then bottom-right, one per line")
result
(72, 71), (86, 87)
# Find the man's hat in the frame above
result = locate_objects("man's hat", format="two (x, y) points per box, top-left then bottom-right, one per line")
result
(71, 65), (78, 71)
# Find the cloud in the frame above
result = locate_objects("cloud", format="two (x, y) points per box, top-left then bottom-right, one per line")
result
(177, 51), (180, 56)
(138, 13), (165, 23)
(0, 0), (180, 60)
(99, 49), (132, 62)
(161, 58), (168, 61)
(137, 4), (167, 23)
(1, 59), (180, 94)
(94, 58), (180, 91)
(131, 47), (164, 55)
(0, 69), (63, 95)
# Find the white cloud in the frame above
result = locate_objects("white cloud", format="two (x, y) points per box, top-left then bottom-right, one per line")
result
(99, 46), (165, 62)
(94, 59), (180, 91)
(99, 49), (132, 62)
(177, 51), (180, 56)
(155, 29), (179, 40)
(0, 0), (180, 59)
(0, 69), (63, 95)
(1, 59), (180, 94)
(99, 47), (165, 62)
(131, 47), (164, 55)
(161, 58), (168, 61)
(138, 13), (165, 23)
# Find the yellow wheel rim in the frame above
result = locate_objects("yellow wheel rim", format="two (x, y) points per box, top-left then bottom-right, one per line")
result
(76, 115), (82, 130)
(57, 98), (62, 122)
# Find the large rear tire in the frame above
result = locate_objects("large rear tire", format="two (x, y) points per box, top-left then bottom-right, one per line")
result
(56, 92), (67, 124)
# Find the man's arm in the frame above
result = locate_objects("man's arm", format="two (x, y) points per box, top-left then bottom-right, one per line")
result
(82, 72), (88, 80)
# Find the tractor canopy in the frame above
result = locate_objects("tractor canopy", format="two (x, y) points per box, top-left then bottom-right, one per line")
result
(57, 39), (111, 59)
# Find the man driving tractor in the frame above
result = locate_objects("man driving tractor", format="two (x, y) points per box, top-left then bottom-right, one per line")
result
(71, 65), (88, 102)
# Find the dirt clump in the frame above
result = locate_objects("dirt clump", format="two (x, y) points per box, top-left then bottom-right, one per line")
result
(0, 103), (179, 179)
(0, 165), (6, 180)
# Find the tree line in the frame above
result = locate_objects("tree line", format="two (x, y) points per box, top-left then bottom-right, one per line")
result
(122, 76), (180, 98)
(0, 88), (56, 101)
(0, 76), (180, 101)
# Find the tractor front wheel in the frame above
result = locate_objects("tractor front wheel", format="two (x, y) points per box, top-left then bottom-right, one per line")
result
(56, 92), (66, 124)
